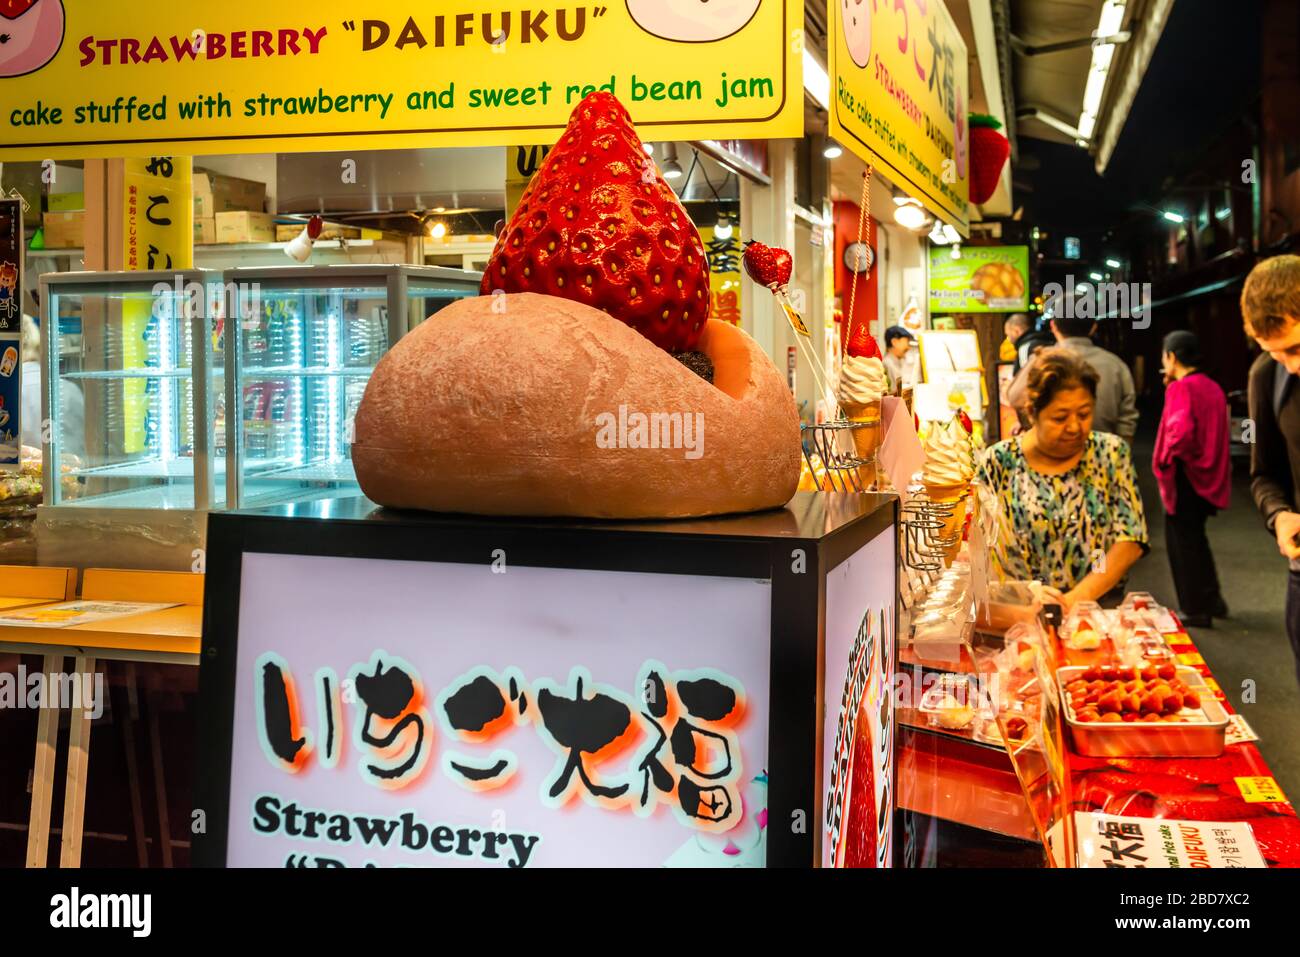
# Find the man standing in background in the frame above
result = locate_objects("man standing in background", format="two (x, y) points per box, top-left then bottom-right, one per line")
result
(882, 325), (918, 393)
(1007, 316), (1139, 443)
(1241, 255), (1300, 684)
(1001, 313), (1033, 371)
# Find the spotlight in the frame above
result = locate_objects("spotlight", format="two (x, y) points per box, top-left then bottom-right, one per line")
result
(662, 143), (684, 180)
(714, 215), (734, 241)
(823, 142), (844, 160)
(429, 221), (447, 240)
(893, 199), (927, 230)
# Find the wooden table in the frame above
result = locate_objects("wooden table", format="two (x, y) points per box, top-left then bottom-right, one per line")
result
(0, 568), (202, 868)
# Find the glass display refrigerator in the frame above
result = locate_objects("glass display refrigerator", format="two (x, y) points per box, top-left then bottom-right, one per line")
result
(36, 269), (225, 570)
(223, 265), (481, 509)
(35, 264), (481, 569)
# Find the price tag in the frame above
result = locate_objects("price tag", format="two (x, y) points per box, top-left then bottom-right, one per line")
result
(1235, 776), (1288, 804)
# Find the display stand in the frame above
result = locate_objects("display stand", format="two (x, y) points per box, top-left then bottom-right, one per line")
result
(195, 492), (899, 868)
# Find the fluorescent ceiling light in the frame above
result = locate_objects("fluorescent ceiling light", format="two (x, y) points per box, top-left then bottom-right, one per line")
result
(1089, 271), (1104, 282)
(1161, 210), (1184, 224)
(804, 49), (830, 111)
(1215, 207), (1231, 221)
(1105, 258), (1122, 269)
(1077, 0), (1127, 143)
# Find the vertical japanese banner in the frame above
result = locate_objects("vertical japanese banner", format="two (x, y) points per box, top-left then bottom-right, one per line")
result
(829, 0), (970, 235)
(0, 198), (23, 471)
(120, 157), (193, 454)
(701, 224), (743, 326)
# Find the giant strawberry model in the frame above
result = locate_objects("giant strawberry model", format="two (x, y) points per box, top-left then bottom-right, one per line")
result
(968, 114), (1011, 207)
(483, 93), (711, 354)
(353, 93), (800, 519)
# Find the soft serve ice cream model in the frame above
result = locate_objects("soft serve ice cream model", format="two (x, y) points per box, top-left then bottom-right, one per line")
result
(837, 318), (887, 487)
(626, 0), (762, 43)
(922, 415), (975, 562)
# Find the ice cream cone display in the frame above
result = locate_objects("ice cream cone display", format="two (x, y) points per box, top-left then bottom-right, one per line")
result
(354, 93), (801, 519)
(837, 325), (886, 489)
(921, 415), (976, 563)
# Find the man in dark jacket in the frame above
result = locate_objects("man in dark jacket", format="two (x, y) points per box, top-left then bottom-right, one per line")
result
(1241, 256), (1300, 683)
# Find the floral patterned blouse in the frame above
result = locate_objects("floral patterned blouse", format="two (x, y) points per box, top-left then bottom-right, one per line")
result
(976, 432), (1149, 592)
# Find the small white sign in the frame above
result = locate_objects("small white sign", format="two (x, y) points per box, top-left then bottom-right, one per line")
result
(1074, 812), (1265, 868)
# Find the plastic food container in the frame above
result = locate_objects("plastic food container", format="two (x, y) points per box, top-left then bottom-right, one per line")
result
(1057, 666), (1228, 757)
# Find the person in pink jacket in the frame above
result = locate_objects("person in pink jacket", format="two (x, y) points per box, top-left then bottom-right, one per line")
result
(1153, 330), (1232, 628)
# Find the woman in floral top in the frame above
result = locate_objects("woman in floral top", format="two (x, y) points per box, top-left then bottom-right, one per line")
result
(977, 349), (1149, 607)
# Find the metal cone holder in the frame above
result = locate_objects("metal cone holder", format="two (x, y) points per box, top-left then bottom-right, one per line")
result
(901, 483), (960, 572)
(801, 420), (878, 493)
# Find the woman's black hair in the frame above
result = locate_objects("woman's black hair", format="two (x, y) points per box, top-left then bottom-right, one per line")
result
(1162, 329), (1202, 369)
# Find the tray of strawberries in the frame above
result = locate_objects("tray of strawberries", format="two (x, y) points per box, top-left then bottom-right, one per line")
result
(1058, 662), (1228, 758)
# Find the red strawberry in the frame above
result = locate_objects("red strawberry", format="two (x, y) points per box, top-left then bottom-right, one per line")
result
(481, 92), (710, 353)
(0, 0), (38, 19)
(957, 410), (973, 434)
(742, 241), (792, 290)
(845, 322), (882, 360)
(969, 114), (1010, 206)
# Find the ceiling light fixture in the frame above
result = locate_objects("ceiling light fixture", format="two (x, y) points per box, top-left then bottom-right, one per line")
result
(1161, 210), (1184, 224)
(823, 141), (844, 160)
(803, 49), (830, 110)
(662, 143), (684, 180)
(1076, 0), (1128, 143)
(893, 199), (928, 231)
(714, 214), (734, 241)
(1105, 258), (1122, 269)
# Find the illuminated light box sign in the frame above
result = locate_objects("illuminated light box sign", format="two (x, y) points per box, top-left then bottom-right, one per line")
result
(0, 1), (802, 161)
(929, 245), (1030, 314)
(821, 531), (896, 868)
(222, 553), (771, 868)
(828, 0), (970, 235)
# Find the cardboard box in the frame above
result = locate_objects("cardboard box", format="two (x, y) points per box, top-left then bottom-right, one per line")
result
(215, 211), (275, 244)
(42, 211), (85, 249)
(194, 171), (266, 219)
(195, 216), (217, 245)
(47, 192), (85, 213)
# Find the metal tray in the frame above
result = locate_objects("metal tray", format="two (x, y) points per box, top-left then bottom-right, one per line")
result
(1057, 666), (1228, 758)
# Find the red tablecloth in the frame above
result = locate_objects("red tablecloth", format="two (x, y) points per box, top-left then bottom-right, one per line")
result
(1062, 619), (1300, 868)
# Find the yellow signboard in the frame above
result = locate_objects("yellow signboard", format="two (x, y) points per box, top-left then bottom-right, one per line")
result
(700, 224), (743, 326)
(0, 1), (802, 161)
(829, 0), (970, 234)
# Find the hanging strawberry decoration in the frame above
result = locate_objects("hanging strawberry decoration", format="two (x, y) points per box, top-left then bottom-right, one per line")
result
(742, 240), (809, 337)
(481, 92), (711, 354)
(968, 114), (1011, 206)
